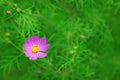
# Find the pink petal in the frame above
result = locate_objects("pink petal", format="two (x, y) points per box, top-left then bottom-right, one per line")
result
(31, 36), (39, 45)
(25, 38), (32, 44)
(39, 44), (50, 52)
(23, 43), (32, 51)
(29, 54), (37, 60)
(37, 52), (47, 58)
(24, 38), (32, 50)
(39, 37), (46, 45)
(24, 50), (33, 57)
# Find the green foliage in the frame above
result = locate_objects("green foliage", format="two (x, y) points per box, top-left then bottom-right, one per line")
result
(0, 0), (120, 80)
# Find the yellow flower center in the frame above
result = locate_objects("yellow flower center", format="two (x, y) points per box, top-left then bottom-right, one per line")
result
(31, 46), (39, 53)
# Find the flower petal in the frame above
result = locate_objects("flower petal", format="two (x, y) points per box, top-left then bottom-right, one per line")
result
(25, 38), (32, 46)
(29, 54), (37, 60)
(37, 52), (47, 58)
(31, 36), (39, 45)
(39, 37), (46, 45)
(24, 50), (33, 57)
(23, 43), (32, 51)
(39, 44), (50, 52)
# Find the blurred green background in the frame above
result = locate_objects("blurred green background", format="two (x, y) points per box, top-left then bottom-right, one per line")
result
(0, 0), (120, 80)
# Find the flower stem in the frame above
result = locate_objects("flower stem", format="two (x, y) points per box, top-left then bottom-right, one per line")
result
(34, 61), (70, 77)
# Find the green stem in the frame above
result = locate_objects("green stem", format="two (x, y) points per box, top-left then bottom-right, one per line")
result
(34, 61), (70, 77)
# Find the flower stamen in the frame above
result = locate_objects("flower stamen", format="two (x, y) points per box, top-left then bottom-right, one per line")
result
(32, 46), (39, 53)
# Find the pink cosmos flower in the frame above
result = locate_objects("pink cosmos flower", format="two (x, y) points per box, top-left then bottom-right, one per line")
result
(23, 36), (50, 60)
